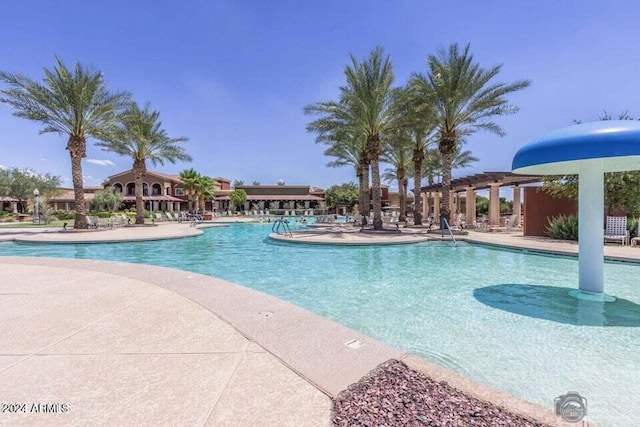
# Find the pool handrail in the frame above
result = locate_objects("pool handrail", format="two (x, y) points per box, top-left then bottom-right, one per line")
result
(441, 218), (457, 246)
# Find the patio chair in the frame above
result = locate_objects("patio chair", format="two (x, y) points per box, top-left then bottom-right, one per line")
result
(506, 215), (519, 231)
(604, 216), (628, 245)
(86, 216), (99, 229)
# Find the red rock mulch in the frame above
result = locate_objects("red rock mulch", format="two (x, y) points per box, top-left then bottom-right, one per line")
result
(332, 359), (550, 427)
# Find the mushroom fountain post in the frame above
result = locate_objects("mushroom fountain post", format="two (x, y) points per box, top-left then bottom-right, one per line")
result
(512, 120), (640, 301)
(577, 164), (604, 294)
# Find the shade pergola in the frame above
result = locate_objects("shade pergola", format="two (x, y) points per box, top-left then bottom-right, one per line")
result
(420, 172), (542, 193)
(419, 172), (542, 227)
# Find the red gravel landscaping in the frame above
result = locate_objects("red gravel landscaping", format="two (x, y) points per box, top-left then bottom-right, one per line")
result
(332, 359), (550, 427)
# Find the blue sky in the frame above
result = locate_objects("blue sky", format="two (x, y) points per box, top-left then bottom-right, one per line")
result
(1, 0), (639, 196)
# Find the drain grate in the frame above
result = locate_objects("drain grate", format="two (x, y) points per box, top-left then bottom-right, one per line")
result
(345, 339), (364, 349)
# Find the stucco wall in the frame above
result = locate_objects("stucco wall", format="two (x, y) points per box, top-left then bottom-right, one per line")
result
(523, 187), (577, 236)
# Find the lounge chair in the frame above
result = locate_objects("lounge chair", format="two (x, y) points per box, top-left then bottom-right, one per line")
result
(86, 216), (99, 229)
(506, 215), (518, 231)
(604, 216), (628, 245)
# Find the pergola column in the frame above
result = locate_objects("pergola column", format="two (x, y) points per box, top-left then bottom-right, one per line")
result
(11, 202), (17, 213)
(465, 186), (476, 227)
(513, 185), (521, 226)
(489, 183), (501, 226)
(449, 190), (456, 218)
(433, 192), (440, 224)
(421, 193), (428, 219)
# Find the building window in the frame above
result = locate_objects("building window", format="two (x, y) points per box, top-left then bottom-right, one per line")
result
(142, 183), (149, 196)
(151, 183), (162, 196)
(175, 188), (185, 196)
(165, 187), (170, 195)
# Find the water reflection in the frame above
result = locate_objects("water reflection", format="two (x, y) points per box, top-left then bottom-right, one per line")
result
(473, 284), (640, 327)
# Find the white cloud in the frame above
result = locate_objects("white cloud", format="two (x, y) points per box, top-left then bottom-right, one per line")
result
(0, 164), (6, 170)
(86, 159), (115, 166)
(82, 175), (104, 186)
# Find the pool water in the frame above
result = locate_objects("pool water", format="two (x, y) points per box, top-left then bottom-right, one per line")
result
(2, 223), (639, 426)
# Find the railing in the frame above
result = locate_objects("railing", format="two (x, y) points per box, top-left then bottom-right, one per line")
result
(441, 218), (457, 246)
(271, 218), (293, 238)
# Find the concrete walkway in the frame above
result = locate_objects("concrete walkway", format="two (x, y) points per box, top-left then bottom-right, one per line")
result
(270, 227), (432, 245)
(3, 223), (230, 244)
(462, 230), (640, 262)
(0, 259), (331, 426)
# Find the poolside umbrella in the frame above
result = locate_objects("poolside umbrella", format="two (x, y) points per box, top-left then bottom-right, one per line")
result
(512, 120), (640, 301)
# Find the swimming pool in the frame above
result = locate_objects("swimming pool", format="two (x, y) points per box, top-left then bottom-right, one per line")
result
(1, 223), (638, 426)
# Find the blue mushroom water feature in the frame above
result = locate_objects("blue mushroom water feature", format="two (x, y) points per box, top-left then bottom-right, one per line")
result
(512, 120), (640, 301)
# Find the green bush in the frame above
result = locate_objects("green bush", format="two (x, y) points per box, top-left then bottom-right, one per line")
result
(96, 211), (112, 218)
(546, 215), (579, 241)
(55, 211), (76, 220)
(628, 218), (639, 239)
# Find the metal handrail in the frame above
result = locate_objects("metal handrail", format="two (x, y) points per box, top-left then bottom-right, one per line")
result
(441, 218), (457, 246)
(272, 218), (293, 237)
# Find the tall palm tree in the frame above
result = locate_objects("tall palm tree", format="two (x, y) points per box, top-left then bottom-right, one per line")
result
(346, 47), (395, 230)
(97, 102), (191, 224)
(413, 43), (530, 222)
(179, 168), (200, 212)
(0, 58), (129, 229)
(307, 47), (394, 229)
(305, 95), (371, 218)
(391, 85), (436, 225)
(381, 129), (412, 221)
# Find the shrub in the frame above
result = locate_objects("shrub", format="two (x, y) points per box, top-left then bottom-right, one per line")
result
(628, 217), (639, 239)
(96, 211), (112, 218)
(55, 211), (76, 220)
(546, 215), (579, 241)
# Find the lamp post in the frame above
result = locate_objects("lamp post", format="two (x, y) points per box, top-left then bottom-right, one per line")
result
(33, 188), (40, 224)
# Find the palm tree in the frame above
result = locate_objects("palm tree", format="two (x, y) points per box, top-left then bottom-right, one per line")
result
(413, 43), (530, 222)
(0, 58), (129, 229)
(306, 96), (371, 217)
(321, 132), (370, 217)
(381, 129), (411, 221)
(306, 47), (394, 230)
(194, 175), (215, 212)
(422, 146), (479, 185)
(391, 85), (436, 225)
(179, 168), (200, 212)
(97, 102), (190, 224)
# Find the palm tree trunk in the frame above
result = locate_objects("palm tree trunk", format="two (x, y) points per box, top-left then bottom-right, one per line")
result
(397, 164), (407, 222)
(413, 149), (424, 226)
(398, 175), (407, 222)
(439, 134), (456, 224)
(362, 160), (370, 217)
(67, 136), (87, 229)
(369, 136), (383, 230)
(356, 167), (364, 216)
(133, 159), (146, 225)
